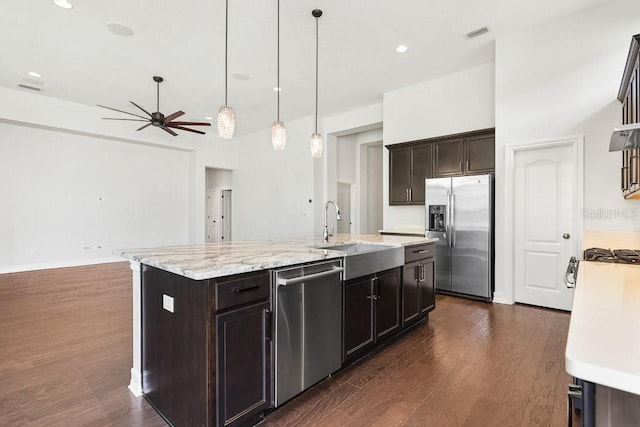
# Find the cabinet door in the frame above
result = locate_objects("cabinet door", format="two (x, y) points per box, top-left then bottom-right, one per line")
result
(389, 148), (410, 205)
(344, 276), (375, 359)
(216, 301), (271, 427)
(465, 134), (495, 174)
(410, 144), (432, 203)
(374, 268), (401, 341)
(434, 139), (464, 177)
(402, 261), (420, 326)
(419, 259), (436, 315)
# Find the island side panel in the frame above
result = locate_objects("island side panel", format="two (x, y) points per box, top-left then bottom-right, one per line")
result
(142, 264), (211, 427)
(128, 261), (142, 396)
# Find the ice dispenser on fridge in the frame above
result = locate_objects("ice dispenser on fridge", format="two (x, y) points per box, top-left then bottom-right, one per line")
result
(428, 205), (446, 232)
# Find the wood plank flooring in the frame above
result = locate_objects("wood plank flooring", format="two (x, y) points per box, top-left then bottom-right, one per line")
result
(1, 263), (572, 426)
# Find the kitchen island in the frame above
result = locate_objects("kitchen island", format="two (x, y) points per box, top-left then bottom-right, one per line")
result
(119, 234), (436, 427)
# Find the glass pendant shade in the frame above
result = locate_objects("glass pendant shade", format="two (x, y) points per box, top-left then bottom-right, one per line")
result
(310, 133), (323, 158)
(271, 121), (286, 150)
(217, 105), (235, 139)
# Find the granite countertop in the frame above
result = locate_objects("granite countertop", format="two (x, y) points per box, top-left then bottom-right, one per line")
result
(118, 234), (437, 280)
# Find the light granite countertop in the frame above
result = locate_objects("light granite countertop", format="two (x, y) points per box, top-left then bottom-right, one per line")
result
(118, 234), (437, 280)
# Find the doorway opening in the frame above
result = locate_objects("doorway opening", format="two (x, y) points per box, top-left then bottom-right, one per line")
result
(205, 168), (233, 242)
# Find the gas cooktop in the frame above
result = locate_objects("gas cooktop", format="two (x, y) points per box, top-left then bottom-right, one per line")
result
(583, 248), (640, 264)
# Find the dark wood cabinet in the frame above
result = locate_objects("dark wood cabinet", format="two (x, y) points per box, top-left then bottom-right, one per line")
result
(141, 266), (270, 427)
(434, 138), (464, 176)
(216, 301), (271, 427)
(433, 131), (495, 177)
(402, 244), (436, 327)
(389, 129), (494, 204)
(465, 134), (495, 174)
(618, 34), (640, 199)
(389, 144), (433, 205)
(343, 276), (375, 358)
(343, 267), (401, 362)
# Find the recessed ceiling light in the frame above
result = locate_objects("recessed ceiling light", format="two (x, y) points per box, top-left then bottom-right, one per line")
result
(273, 87), (282, 92)
(205, 116), (213, 121)
(28, 71), (42, 78)
(232, 72), (250, 81)
(53, 0), (73, 9)
(107, 22), (134, 37)
(396, 45), (408, 53)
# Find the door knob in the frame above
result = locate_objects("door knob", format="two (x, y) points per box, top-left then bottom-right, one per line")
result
(563, 233), (570, 239)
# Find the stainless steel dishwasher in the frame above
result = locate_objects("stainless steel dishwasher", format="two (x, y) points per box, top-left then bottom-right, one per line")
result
(271, 259), (343, 407)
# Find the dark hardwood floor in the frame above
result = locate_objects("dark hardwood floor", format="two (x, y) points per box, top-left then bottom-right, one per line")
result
(0, 263), (571, 426)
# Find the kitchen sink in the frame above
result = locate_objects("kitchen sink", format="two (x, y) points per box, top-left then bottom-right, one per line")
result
(321, 242), (403, 280)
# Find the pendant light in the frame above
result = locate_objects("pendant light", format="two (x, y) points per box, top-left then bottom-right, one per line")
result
(217, 0), (235, 139)
(310, 9), (323, 158)
(271, 0), (286, 150)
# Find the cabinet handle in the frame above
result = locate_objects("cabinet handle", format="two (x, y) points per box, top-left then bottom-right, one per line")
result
(420, 264), (425, 282)
(233, 284), (261, 294)
(406, 188), (409, 201)
(415, 265), (420, 281)
(459, 162), (462, 172)
(414, 249), (430, 254)
(264, 309), (272, 341)
(409, 187), (412, 201)
(466, 161), (470, 171)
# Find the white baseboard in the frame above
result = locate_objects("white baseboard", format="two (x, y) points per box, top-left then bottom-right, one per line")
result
(128, 368), (143, 397)
(492, 292), (513, 305)
(0, 256), (125, 274)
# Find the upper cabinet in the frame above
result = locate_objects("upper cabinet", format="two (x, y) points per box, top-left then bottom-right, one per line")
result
(618, 34), (640, 199)
(388, 128), (494, 205)
(389, 144), (432, 205)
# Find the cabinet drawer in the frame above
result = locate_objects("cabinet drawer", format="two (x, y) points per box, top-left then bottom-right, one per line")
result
(404, 243), (435, 263)
(215, 272), (270, 311)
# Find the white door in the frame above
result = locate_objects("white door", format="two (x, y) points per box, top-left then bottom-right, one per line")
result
(206, 189), (218, 242)
(514, 144), (576, 311)
(337, 182), (351, 234)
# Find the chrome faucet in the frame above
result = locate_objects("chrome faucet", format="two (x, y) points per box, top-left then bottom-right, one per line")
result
(323, 200), (342, 243)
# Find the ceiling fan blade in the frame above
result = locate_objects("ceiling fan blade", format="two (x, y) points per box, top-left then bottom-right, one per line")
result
(160, 126), (178, 136)
(102, 118), (150, 122)
(137, 123), (152, 131)
(163, 111), (186, 123)
(167, 124), (206, 135)
(129, 101), (152, 117)
(97, 104), (149, 120)
(169, 121), (212, 127)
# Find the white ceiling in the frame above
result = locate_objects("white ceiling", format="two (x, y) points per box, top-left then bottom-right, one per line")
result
(1, 0), (606, 137)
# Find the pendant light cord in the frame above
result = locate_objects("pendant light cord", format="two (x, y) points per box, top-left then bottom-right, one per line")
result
(224, 0), (229, 106)
(156, 81), (160, 112)
(276, 0), (280, 122)
(314, 14), (318, 133)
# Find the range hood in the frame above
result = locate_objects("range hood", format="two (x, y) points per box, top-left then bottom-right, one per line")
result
(609, 123), (640, 151)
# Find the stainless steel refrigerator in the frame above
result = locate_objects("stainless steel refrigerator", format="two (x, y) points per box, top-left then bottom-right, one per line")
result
(425, 174), (493, 301)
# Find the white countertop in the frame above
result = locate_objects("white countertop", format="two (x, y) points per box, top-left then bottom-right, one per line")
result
(565, 235), (640, 395)
(118, 234), (437, 280)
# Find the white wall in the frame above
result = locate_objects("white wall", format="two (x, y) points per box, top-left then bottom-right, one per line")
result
(337, 135), (357, 183)
(231, 116), (316, 241)
(366, 144), (383, 233)
(0, 87), (241, 272)
(0, 122), (190, 271)
(382, 62), (496, 229)
(493, 0), (640, 303)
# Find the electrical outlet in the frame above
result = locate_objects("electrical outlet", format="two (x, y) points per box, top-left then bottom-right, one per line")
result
(162, 294), (174, 313)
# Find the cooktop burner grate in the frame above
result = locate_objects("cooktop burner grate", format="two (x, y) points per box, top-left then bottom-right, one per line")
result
(583, 247), (640, 264)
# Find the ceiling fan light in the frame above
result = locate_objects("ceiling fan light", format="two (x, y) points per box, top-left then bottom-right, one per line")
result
(310, 133), (323, 158)
(217, 105), (235, 139)
(272, 121), (286, 150)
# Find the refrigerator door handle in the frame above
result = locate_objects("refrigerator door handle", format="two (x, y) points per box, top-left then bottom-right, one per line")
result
(450, 193), (456, 247)
(446, 190), (452, 247)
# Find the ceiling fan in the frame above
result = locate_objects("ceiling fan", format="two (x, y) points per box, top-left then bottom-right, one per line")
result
(98, 76), (211, 136)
